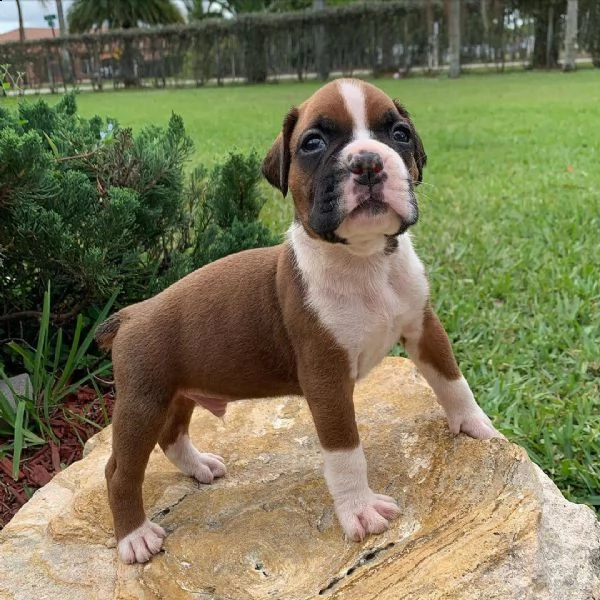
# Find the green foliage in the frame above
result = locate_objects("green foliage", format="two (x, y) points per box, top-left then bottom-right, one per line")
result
(0, 64), (25, 96)
(0, 93), (277, 368)
(68, 0), (185, 32)
(0, 285), (116, 478)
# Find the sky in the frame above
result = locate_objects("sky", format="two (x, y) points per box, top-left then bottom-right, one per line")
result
(0, 0), (189, 34)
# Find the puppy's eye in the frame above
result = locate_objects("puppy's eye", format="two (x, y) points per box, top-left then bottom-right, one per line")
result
(300, 133), (326, 154)
(392, 125), (411, 145)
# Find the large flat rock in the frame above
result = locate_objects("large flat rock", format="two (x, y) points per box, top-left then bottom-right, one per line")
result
(0, 358), (598, 599)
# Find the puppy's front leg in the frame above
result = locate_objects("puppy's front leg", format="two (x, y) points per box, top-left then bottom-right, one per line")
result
(403, 302), (503, 439)
(298, 365), (400, 541)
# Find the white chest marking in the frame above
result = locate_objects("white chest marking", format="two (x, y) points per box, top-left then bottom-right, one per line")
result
(338, 80), (371, 141)
(290, 224), (429, 380)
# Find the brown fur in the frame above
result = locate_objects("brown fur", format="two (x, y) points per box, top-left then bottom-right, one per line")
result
(417, 302), (461, 380)
(158, 394), (196, 450)
(261, 108), (298, 197)
(101, 244), (357, 542)
(391, 100), (427, 184)
(264, 82), (356, 239)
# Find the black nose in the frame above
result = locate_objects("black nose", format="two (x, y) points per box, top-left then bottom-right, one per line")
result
(348, 151), (383, 176)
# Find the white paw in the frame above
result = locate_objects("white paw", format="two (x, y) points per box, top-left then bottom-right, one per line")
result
(189, 451), (227, 484)
(448, 408), (504, 440)
(426, 376), (505, 440)
(165, 434), (227, 483)
(335, 491), (401, 542)
(118, 519), (166, 564)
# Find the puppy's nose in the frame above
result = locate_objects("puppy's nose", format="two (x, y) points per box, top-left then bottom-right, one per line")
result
(348, 151), (384, 176)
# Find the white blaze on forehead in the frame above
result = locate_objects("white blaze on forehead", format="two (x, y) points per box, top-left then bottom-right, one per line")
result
(338, 80), (371, 141)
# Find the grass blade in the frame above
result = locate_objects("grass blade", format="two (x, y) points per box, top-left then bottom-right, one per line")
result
(12, 400), (26, 479)
(32, 285), (51, 398)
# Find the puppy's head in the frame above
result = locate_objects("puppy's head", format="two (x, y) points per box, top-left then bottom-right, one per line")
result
(262, 79), (427, 254)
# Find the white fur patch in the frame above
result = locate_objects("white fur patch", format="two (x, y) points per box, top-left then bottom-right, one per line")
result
(289, 224), (428, 380)
(322, 446), (400, 541)
(164, 434), (227, 483)
(338, 80), (370, 141)
(118, 519), (166, 564)
(411, 366), (502, 439)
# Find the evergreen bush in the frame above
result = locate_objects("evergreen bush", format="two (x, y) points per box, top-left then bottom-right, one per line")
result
(0, 94), (277, 372)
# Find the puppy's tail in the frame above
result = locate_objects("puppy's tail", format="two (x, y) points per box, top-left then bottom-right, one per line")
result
(95, 312), (122, 352)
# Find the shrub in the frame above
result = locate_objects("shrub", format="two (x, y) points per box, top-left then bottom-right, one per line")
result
(0, 94), (278, 372)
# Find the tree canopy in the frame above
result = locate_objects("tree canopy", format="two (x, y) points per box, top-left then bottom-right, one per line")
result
(68, 0), (185, 33)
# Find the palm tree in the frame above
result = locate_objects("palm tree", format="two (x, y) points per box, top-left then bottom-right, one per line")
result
(39, 0), (73, 83)
(68, 0), (184, 86)
(68, 0), (184, 31)
(56, 0), (67, 36)
(15, 0), (26, 44)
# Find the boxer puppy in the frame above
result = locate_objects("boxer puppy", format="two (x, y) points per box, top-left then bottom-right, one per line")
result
(96, 78), (502, 564)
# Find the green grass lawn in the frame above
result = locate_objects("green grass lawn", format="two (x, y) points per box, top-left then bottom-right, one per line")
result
(3, 70), (599, 507)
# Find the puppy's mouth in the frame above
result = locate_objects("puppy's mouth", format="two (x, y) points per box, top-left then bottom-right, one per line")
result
(349, 174), (389, 217)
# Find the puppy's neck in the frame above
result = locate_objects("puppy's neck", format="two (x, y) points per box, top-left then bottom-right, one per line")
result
(340, 234), (390, 257)
(290, 222), (397, 260)
(288, 223), (406, 293)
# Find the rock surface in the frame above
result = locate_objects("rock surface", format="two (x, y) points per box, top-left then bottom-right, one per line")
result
(0, 357), (598, 600)
(0, 372), (32, 413)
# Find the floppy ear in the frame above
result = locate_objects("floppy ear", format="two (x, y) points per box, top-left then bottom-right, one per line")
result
(261, 107), (299, 197)
(393, 100), (427, 185)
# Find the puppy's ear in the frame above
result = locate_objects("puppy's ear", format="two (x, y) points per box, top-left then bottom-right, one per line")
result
(262, 107), (299, 197)
(393, 100), (427, 185)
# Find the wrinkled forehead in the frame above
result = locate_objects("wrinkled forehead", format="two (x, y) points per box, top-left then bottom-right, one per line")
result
(292, 79), (400, 144)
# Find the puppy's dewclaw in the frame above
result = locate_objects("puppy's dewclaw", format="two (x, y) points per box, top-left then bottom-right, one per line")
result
(101, 78), (501, 563)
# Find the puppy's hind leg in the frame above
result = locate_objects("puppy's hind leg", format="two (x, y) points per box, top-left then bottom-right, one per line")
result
(158, 394), (226, 484)
(106, 378), (170, 564)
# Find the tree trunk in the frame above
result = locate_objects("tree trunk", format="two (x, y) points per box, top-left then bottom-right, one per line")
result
(120, 23), (139, 87)
(16, 0), (25, 44)
(52, 0), (74, 83)
(55, 0), (67, 36)
(494, 0), (506, 69)
(481, 0), (490, 61)
(122, 39), (139, 87)
(426, 0), (437, 71)
(532, 3), (562, 68)
(448, 0), (461, 78)
(563, 0), (578, 71)
(314, 0), (329, 80)
(244, 28), (267, 84)
(587, 0), (600, 67)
